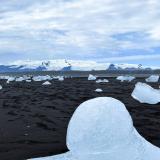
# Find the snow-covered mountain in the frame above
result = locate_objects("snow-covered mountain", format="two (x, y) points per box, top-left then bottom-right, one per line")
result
(0, 59), (159, 72)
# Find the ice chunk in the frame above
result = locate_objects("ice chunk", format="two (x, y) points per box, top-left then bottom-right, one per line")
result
(88, 74), (96, 81)
(33, 75), (52, 82)
(6, 77), (15, 83)
(96, 79), (109, 83)
(116, 75), (135, 82)
(0, 85), (2, 90)
(26, 80), (32, 82)
(58, 76), (64, 81)
(145, 75), (159, 83)
(42, 81), (51, 85)
(95, 88), (103, 92)
(30, 97), (160, 160)
(15, 77), (25, 82)
(131, 82), (160, 104)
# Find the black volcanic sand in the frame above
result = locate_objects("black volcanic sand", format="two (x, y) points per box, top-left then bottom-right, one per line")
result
(0, 77), (160, 160)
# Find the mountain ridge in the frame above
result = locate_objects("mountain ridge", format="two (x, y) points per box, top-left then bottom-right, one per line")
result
(0, 59), (159, 72)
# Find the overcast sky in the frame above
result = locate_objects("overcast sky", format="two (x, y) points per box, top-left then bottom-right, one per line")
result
(0, 0), (160, 65)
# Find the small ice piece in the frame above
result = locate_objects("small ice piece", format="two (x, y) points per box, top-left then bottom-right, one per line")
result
(29, 97), (160, 160)
(145, 75), (159, 83)
(15, 77), (25, 82)
(0, 85), (2, 90)
(7, 77), (15, 83)
(42, 81), (51, 85)
(132, 82), (160, 104)
(116, 75), (135, 82)
(26, 80), (31, 82)
(95, 88), (103, 92)
(58, 76), (64, 81)
(96, 79), (109, 83)
(88, 74), (97, 81)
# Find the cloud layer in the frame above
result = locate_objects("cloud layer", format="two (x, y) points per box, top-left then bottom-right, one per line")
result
(0, 0), (160, 65)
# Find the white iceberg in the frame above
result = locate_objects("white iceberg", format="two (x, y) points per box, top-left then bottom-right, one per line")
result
(42, 81), (52, 85)
(0, 85), (2, 90)
(29, 97), (160, 160)
(88, 74), (97, 81)
(116, 75), (135, 82)
(145, 75), (159, 83)
(96, 79), (109, 83)
(95, 88), (103, 92)
(131, 82), (160, 104)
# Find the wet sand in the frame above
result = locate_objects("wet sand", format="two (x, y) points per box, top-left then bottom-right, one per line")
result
(0, 77), (160, 160)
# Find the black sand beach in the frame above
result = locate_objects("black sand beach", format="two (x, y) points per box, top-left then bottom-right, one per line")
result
(0, 77), (160, 160)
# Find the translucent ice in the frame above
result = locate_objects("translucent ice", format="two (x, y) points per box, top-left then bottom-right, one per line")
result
(96, 79), (109, 83)
(95, 88), (103, 92)
(42, 81), (52, 85)
(145, 75), (159, 83)
(30, 97), (160, 160)
(88, 74), (96, 81)
(132, 82), (160, 104)
(33, 75), (52, 82)
(58, 76), (64, 81)
(15, 77), (25, 82)
(116, 75), (135, 82)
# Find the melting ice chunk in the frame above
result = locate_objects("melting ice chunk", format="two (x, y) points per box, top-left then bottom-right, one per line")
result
(95, 88), (103, 92)
(88, 74), (97, 81)
(29, 97), (160, 160)
(145, 75), (159, 83)
(42, 81), (52, 85)
(116, 75), (135, 82)
(132, 82), (160, 104)
(96, 79), (109, 83)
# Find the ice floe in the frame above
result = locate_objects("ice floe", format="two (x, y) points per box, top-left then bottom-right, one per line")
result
(145, 75), (159, 83)
(42, 81), (52, 85)
(116, 75), (135, 82)
(29, 97), (160, 160)
(88, 74), (97, 81)
(96, 79), (109, 83)
(132, 82), (160, 104)
(95, 88), (103, 92)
